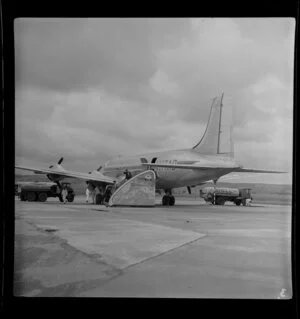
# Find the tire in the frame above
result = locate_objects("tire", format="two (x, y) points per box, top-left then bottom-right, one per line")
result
(20, 191), (26, 201)
(27, 192), (36, 202)
(169, 196), (175, 206)
(95, 194), (103, 205)
(219, 197), (225, 205)
(162, 195), (170, 206)
(215, 197), (224, 205)
(235, 200), (241, 206)
(38, 192), (47, 202)
(50, 185), (57, 194)
(67, 195), (74, 202)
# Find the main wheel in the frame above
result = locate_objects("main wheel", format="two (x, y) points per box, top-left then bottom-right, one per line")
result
(38, 192), (47, 202)
(169, 196), (175, 206)
(50, 185), (57, 194)
(162, 195), (170, 206)
(235, 200), (241, 206)
(95, 194), (103, 205)
(215, 197), (225, 205)
(20, 192), (26, 201)
(67, 194), (75, 202)
(27, 192), (36, 202)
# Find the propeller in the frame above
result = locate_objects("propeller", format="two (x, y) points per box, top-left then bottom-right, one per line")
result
(49, 157), (64, 169)
(187, 186), (191, 194)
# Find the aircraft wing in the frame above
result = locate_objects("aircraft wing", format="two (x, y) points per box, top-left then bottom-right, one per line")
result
(15, 165), (116, 184)
(233, 168), (287, 174)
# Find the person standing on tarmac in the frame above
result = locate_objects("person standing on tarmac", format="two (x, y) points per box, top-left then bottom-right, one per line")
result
(96, 188), (104, 205)
(61, 185), (68, 204)
(86, 182), (96, 204)
(103, 185), (113, 207)
(213, 191), (216, 205)
(86, 182), (90, 203)
(91, 186), (96, 204)
(246, 197), (252, 206)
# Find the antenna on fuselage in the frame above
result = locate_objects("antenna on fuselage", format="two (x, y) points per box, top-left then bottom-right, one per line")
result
(217, 93), (224, 154)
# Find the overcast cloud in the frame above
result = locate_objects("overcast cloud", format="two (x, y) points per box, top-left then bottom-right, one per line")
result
(15, 18), (294, 184)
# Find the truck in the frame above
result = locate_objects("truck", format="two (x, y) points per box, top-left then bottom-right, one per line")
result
(16, 181), (75, 203)
(200, 187), (252, 206)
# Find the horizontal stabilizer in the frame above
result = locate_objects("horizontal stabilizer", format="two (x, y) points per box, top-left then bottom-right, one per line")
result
(235, 168), (287, 174)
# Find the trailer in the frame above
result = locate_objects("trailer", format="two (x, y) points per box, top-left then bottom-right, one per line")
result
(200, 187), (252, 206)
(16, 181), (75, 202)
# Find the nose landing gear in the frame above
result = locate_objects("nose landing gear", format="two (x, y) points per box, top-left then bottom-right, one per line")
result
(162, 189), (175, 206)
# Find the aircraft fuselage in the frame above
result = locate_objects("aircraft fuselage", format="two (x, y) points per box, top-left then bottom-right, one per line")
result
(101, 148), (239, 190)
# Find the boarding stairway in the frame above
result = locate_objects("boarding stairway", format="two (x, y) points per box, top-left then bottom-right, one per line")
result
(108, 170), (156, 207)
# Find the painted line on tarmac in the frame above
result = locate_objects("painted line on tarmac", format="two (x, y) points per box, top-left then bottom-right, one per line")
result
(122, 233), (206, 271)
(85, 233), (207, 292)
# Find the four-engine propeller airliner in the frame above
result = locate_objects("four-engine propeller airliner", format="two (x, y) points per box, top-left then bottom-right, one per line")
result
(15, 93), (285, 206)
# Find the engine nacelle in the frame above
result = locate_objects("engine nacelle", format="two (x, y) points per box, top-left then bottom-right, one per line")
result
(46, 157), (66, 182)
(47, 174), (65, 182)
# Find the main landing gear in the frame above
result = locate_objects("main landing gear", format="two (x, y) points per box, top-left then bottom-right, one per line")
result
(56, 181), (63, 202)
(162, 189), (175, 206)
(212, 178), (219, 205)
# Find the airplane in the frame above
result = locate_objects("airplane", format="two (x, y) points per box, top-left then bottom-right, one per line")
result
(15, 93), (285, 206)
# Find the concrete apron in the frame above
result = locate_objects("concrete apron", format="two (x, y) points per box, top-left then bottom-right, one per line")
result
(19, 202), (206, 269)
(109, 170), (156, 207)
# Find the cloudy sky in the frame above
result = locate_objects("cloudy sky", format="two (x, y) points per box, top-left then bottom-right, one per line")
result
(15, 18), (294, 184)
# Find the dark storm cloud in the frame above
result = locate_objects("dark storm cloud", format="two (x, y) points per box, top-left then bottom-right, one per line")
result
(15, 18), (191, 103)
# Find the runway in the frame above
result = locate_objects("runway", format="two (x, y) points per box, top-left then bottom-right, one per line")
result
(14, 195), (292, 298)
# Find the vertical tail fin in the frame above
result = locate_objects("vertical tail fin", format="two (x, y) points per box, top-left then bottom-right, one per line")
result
(192, 93), (234, 157)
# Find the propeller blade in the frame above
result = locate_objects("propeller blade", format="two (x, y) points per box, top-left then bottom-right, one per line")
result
(58, 157), (64, 165)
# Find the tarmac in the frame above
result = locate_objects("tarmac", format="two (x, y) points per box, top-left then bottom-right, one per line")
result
(14, 195), (292, 298)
